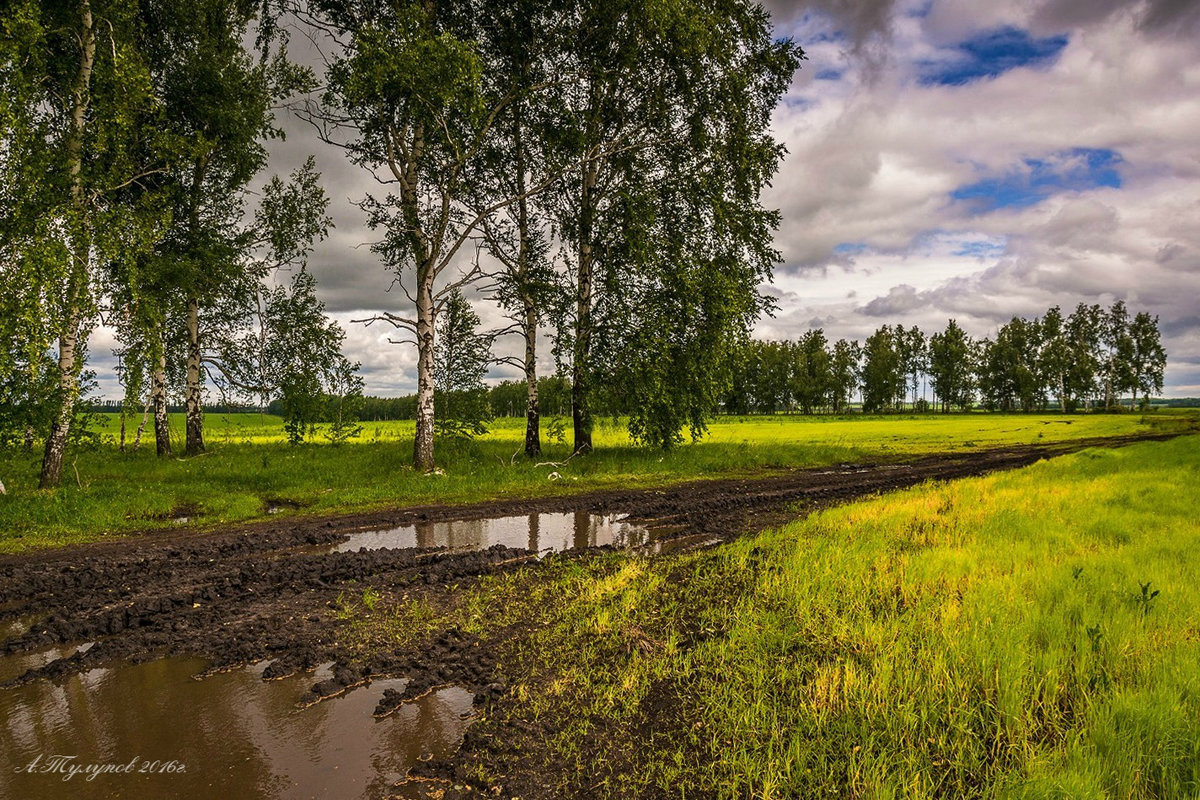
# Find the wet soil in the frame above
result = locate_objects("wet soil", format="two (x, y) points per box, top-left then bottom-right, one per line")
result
(0, 432), (1178, 797)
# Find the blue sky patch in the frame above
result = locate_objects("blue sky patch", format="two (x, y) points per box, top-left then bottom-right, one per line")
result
(833, 242), (870, 256)
(952, 239), (1008, 258)
(919, 26), (1068, 86)
(814, 68), (843, 80)
(951, 148), (1123, 213)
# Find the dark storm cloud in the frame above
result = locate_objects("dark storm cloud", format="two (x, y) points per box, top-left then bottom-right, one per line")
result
(859, 284), (922, 316)
(1032, 0), (1200, 36)
(765, 0), (900, 41)
(1139, 0), (1200, 33)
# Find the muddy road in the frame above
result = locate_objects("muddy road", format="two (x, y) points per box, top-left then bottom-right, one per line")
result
(0, 433), (1177, 797)
(0, 434), (1171, 686)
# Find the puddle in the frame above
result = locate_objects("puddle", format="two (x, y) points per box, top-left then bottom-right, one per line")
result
(1, 613), (42, 645)
(0, 657), (474, 799)
(265, 499), (304, 516)
(0, 642), (94, 686)
(328, 511), (708, 556)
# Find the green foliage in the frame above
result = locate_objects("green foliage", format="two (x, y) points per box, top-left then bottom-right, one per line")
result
(1129, 311), (1166, 406)
(1, 0), (170, 485)
(262, 270), (363, 445)
(828, 338), (862, 414)
(541, 0), (804, 450)
(322, 1), (488, 275)
(861, 325), (906, 412)
(979, 316), (1044, 411)
(323, 361), (365, 446)
(434, 289), (492, 439)
(928, 318), (975, 411)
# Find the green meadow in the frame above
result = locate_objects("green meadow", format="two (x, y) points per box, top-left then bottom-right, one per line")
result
(359, 433), (1200, 797)
(0, 410), (1186, 552)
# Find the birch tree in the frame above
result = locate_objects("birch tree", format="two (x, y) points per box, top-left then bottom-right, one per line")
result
(316, 0), (572, 471)
(140, 0), (313, 455)
(546, 0), (803, 450)
(472, 0), (558, 457)
(928, 319), (973, 412)
(2, 0), (165, 487)
(1128, 311), (1165, 410)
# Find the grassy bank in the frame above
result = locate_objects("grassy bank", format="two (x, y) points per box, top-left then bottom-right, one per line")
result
(0, 411), (1189, 552)
(351, 434), (1200, 797)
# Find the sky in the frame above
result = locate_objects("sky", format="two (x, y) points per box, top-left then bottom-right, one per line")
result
(87, 0), (1200, 398)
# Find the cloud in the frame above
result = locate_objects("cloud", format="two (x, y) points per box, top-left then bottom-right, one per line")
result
(1032, 0), (1200, 37)
(860, 284), (922, 316)
(765, 0), (900, 43)
(80, 1), (1200, 398)
(755, 1), (1200, 394)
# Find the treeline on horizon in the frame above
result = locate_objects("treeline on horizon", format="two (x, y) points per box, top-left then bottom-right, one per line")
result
(332, 299), (1171, 420)
(728, 300), (1166, 416)
(137, 298), (1164, 422)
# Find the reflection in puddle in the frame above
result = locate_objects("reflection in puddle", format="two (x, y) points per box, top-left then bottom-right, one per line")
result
(0, 658), (474, 800)
(2, 613), (42, 644)
(331, 511), (713, 555)
(0, 642), (94, 686)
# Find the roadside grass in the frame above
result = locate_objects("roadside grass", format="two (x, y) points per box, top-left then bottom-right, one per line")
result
(0, 411), (1191, 553)
(371, 434), (1200, 797)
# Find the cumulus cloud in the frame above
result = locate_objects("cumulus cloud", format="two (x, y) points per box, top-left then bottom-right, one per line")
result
(758, 0), (1200, 394)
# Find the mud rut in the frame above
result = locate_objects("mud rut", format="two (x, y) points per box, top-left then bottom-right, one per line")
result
(0, 433), (1175, 791)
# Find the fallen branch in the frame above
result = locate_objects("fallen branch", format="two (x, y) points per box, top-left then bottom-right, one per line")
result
(535, 448), (583, 470)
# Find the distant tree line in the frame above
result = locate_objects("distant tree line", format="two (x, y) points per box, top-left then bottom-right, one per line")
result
(725, 301), (1167, 415)
(344, 377), (575, 423)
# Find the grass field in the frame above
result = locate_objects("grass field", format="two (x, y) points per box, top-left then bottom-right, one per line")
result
(0, 410), (1190, 552)
(351, 433), (1200, 797)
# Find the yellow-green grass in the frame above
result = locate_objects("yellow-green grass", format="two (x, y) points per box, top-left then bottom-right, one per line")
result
(425, 434), (1200, 797)
(0, 411), (1188, 553)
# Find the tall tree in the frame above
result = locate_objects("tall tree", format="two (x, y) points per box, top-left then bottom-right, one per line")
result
(472, 0), (556, 457)
(1128, 311), (1165, 410)
(140, 0), (312, 455)
(546, 0), (803, 450)
(2, 0), (165, 487)
(317, 0), (569, 471)
(861, 327), (903, 413)
(0, 5), (60, 453)
(249, 269), (361, 444)
(828, 339), (861, 414)
(978, 317), (1042, 412)
(1065, 303), (1103, 411)
(1038, 306), (1072, 412)
(897, 325), (926, 409)
(928, 319), (973, 412)
(792, 329), (832, 414)
(433, 288), (492, 438)
(1099, 300), (1132, 410)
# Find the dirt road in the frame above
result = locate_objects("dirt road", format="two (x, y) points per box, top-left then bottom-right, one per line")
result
(0, 434), (1172, 687)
